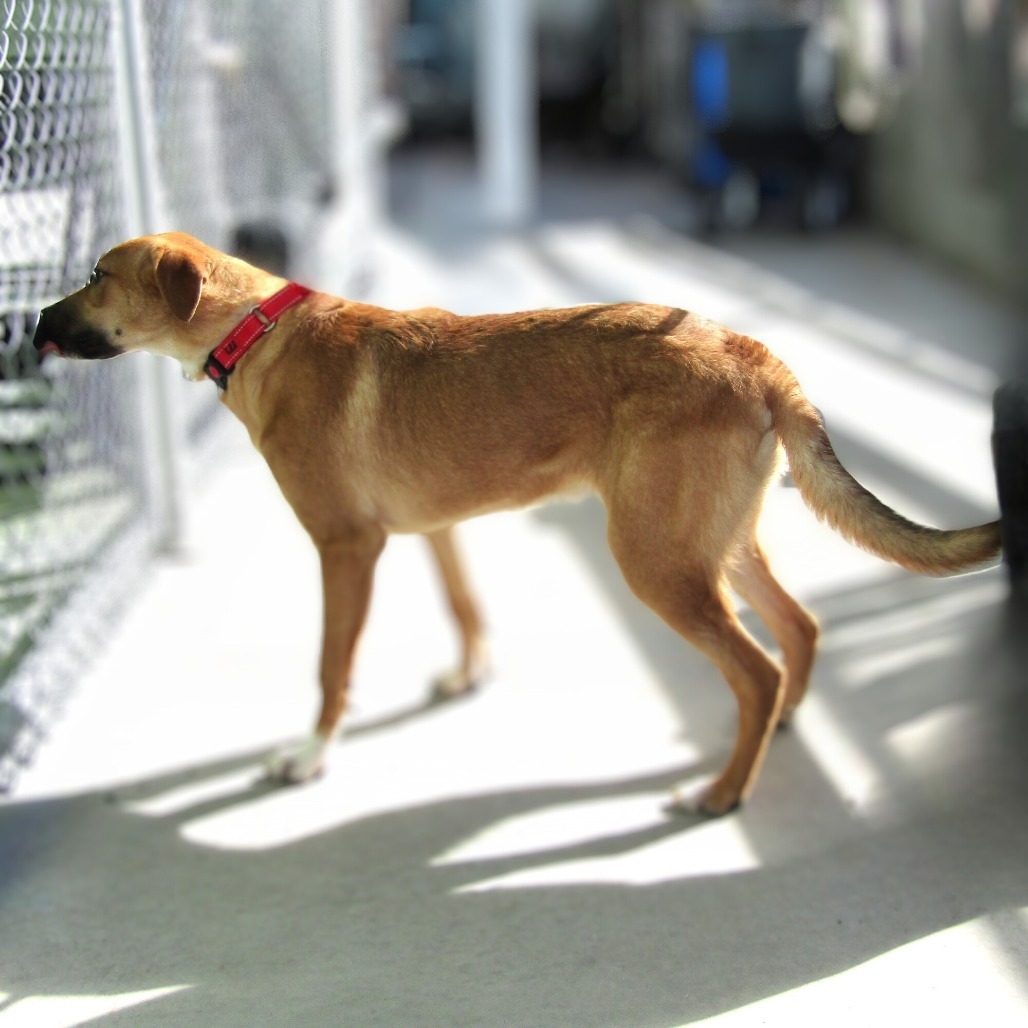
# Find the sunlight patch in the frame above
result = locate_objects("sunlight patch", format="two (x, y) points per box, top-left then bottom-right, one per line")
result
(453, 815), (760, 892)
(793, 694), (885, 811)
(684, 912), (1028, 1026)
(120, 769), (264, 818)
(0, 985), (189, 1027)
(177, 772), (361, 851)
(433, 794), (672, 866)
(887, 702), (976, 770)
(840, 635), (964, 689)
(820, 577), (1004, 656)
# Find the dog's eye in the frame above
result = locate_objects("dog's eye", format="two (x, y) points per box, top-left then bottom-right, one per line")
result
(88, 267), (106, 286)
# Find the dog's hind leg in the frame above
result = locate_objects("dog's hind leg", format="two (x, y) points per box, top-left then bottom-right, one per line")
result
(425, 527), (491, 698)
(728, 540), (819, 721)
(604, 452), (786, 814)
(621, 564), (784, 815)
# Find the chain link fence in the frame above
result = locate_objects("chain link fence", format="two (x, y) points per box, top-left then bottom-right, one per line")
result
(0, 0), (388, 790)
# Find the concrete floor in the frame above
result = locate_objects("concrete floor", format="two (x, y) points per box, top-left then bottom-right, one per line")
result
(2, 149), (1028, 1025)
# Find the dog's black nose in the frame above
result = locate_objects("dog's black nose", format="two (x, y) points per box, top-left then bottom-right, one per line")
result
(33, 307), (61, 357)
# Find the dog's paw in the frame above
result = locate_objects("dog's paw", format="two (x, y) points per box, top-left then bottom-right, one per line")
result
(431, 667), (480, 701)
(264, 733), (330, 784)
(665, 776), (741, 818)
(431, 643), (492, 701)
(431, 657), (493, 701)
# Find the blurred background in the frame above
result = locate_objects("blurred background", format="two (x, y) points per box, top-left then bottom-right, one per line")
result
(4, 2), (1028, 1022)
(1, 0), (1026, 786)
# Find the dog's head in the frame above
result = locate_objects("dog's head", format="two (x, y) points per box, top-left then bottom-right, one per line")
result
(33, 233), (252, 379)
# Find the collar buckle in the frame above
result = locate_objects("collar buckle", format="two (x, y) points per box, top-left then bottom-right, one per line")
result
(250, 305), (276, 333)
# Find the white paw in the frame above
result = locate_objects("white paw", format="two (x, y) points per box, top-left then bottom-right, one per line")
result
(432, 643), (492, 701)
(265, 733), (330, 783)
(432, 667), (480, 700)
(662, 773), (719, 814)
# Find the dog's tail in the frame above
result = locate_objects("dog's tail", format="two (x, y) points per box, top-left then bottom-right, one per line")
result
(766, 364), (1001, 577)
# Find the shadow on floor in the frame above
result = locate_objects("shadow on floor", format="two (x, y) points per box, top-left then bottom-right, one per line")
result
(2, 560), (1027, 1025)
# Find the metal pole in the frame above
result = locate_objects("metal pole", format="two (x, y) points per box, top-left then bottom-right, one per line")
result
(475, 0), (538, 227)
(114, 0), (189, 554)
(319, 0), (378, 293)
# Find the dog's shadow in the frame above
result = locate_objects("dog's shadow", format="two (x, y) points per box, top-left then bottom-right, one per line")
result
(6, 692), (1028, 1028)
(341, 682), (478, 741)
(102, 690), (717, 880)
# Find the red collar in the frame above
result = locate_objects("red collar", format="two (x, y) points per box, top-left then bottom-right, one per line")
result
(204, 282), (312, 390)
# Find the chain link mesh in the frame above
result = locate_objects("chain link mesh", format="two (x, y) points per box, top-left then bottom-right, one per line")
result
(0, 0), (143, 788)
(1, 0), (369, 789)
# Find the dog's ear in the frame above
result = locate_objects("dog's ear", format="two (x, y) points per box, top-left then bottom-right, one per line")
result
(155, 249), (206, 322)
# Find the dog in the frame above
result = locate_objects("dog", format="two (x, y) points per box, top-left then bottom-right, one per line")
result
(33, 232), (1002, 814)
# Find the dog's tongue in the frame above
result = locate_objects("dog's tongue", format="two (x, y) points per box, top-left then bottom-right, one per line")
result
(38, 341), (62, 359)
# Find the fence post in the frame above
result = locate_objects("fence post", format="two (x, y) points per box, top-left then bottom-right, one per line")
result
(113, 0), (189, 554)
(475, 0), (538, 227)
(317, 0), (372, 293)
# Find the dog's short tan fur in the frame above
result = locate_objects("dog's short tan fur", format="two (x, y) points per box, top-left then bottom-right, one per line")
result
(35, 233), (1002, 814)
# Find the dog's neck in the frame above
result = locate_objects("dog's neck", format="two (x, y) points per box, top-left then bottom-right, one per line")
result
(174, 265), (293, 382)
(201, 282), (312, 391)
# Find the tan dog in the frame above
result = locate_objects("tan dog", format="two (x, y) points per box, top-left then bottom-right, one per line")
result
(34, 232), (1001, 814)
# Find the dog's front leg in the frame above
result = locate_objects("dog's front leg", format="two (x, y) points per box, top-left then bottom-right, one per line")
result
(425, 527), (490, 698)
(266, 529), (386, 783)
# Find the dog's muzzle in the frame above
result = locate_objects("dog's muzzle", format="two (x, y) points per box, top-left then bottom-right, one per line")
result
(33, 304), (123, 361)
